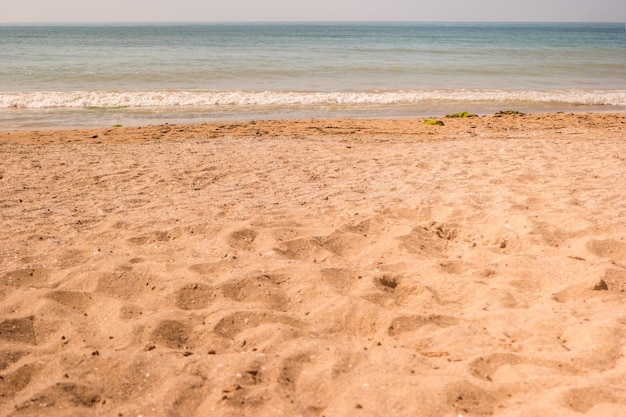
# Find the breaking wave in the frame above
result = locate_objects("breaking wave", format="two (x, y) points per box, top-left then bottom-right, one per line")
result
(1, 89), (624, 109)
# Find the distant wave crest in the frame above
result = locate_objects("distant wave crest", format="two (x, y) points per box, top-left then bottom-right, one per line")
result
(1, 89), (624, 109)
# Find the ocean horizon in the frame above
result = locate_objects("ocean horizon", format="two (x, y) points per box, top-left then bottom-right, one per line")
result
(1, 22), (624, 128)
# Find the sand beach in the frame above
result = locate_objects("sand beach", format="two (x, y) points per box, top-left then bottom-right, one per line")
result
(1, 112), (625, 416)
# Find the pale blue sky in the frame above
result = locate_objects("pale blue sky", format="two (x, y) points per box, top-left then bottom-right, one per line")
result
(2, 0), (625, 23)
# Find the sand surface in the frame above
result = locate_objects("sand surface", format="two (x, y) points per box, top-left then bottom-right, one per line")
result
(1, 113), (625, 416)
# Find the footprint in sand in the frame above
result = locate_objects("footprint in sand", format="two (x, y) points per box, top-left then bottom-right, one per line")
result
(164, 377), (209, 417)
(563, 386), (622, 413)
(15, 382), (101, 413)
(46, 290), (92, 312)
(0, 362), (41, 399)
(320, 268), (361, 294)
(362, 274), (437, 307)
(468, 352), (594, 385)
(469, 353), (525, 381)
(219, 274), (290, 311)
(95, 270), (154, 300)
(151, 319), (193, 349)
(319, 230), (371, 257)
(586, 239), (626, 261)
(53, 249), (90, 268)
(443, 380), (497, 415)
(119, 303), (143, 319)
(0, 350), (27, 371)
(274, 236), (332, 262)
(127, 230), (171, 245)
(0, 316), (37, 345)
(0, 268), (53, 288)
(228, 228), (258, 251)
(213, 311), (303, 340)
(175, 283), (215, 310)
(398, 222), (460, 259)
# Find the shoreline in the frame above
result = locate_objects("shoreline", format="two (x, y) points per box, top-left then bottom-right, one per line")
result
(2, 92), (624, 131)
(1, 111), (624, 143)
(1, 112), (625, 416)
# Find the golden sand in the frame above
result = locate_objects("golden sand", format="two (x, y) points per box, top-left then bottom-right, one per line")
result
(1, 113), (625, 416)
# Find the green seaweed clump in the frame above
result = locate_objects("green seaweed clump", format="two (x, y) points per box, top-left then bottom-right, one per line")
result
(424, 119), (445, 126)
(445, 111), (476, 118)
(112, 124), (123, 128)
(495, 110), (524, 116)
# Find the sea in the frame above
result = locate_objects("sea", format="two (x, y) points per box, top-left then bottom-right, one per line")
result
(0, 22), (624, 128)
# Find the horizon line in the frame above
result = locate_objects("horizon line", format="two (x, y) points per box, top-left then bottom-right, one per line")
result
(1, 19), (624, 25)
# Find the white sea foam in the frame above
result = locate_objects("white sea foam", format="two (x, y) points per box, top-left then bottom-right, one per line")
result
(0, 89), (624, 109)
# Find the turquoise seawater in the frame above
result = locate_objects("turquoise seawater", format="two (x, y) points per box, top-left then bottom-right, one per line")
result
(0, 22), (624, 128)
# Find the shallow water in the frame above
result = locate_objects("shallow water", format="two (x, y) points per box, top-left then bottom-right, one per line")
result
(1, 22), (624, 128)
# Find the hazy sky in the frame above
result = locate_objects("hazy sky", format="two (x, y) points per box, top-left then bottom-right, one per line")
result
(2, 0), (625, 23)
